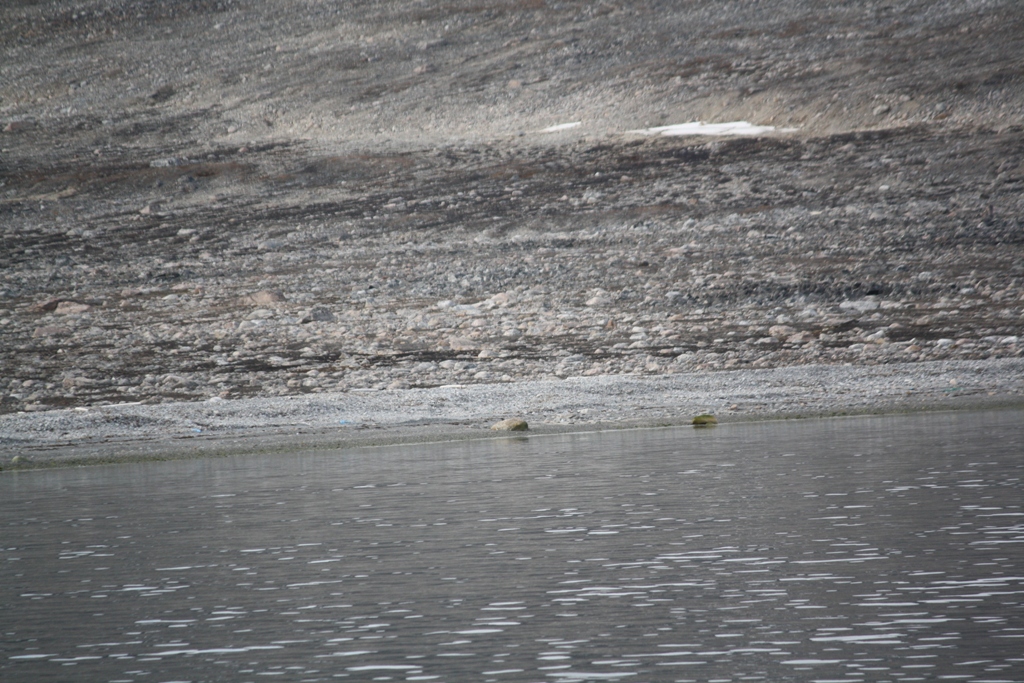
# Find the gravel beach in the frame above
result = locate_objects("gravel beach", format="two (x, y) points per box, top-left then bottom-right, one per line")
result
(2, 1), (1023, 466)
(3, 359), (1023, 468)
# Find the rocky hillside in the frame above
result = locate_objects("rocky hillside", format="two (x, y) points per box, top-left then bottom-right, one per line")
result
(1, 0), (1022, 412)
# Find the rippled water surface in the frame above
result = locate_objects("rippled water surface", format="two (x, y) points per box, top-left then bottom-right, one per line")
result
(3, 410), (1023, 682)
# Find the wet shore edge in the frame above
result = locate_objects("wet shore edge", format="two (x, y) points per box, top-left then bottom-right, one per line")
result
(2, 359), (1023, 471)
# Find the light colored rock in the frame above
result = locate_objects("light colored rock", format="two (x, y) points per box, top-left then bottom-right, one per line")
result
(840, 298), (880, 313)
(54, 301), (91, 315)
(491, 417), (529, 431)
(448, 336), (478, 351)
(768, 324), (796, 339)
(247, 308), (274, 320)
(245, 290), (286, 305)
(32, 325), (72, 338)
(300, 307), (335, 323)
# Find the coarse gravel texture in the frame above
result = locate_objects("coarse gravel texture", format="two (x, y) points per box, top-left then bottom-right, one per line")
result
(2, 0), (1024, 463)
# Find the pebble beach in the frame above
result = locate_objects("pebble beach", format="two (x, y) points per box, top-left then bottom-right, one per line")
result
(2, 1), (1023, 466)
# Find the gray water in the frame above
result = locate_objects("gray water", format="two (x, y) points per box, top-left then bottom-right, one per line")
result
(2, 410), (1023, 683)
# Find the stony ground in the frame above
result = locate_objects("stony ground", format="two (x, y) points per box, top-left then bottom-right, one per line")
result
(2, 0), (1023, 416)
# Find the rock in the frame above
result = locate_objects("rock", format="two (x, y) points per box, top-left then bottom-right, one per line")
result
(300, 306), (335, 323)
(245, 290), (286, 305)
(491, 418), (529, 431)
(32, 325), (72, 338)
(63, 376), (102, 388)
(787, 331), (815, 343)
(448, 336), (478, 351)
(28, 298), (62, 312)
(865, 329), (888, 343)
(3, 120), (33, 133)
(839, 298), (880, 313)
(873, 104), (891, 116)
(158, 373), (196, 389)
(150, 85), (174, 103)
(247, 308), (274, 320)
(692, 414), (717, 426)
(768, 324), (796, 339)
(54, 301), (91, 314)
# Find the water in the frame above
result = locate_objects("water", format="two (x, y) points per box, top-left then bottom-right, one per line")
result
(2, 410), (1023, 683)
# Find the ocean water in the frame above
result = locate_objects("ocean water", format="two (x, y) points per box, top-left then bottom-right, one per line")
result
(2, 409), (1023, 682)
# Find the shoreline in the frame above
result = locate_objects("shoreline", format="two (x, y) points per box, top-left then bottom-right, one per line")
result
(3, 359), (1022, 471)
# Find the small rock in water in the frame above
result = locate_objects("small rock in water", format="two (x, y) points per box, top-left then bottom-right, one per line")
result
(491, 418), (529, 431)
(692, 414), (717, 426)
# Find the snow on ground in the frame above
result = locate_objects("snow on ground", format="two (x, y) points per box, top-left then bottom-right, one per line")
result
(628, 121), (783, 136)
(540, 121), (582, 133)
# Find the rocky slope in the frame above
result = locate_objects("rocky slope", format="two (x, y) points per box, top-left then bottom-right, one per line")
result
(1, 0), (1023, 414)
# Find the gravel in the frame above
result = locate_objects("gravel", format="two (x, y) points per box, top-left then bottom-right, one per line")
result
(3, 359), (1022, 468)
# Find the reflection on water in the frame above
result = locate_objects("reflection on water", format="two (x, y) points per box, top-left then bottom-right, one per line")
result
(2, 410), (1023, 682)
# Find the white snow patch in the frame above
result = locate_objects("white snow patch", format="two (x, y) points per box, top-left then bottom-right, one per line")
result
(540, 121), (582, 133)
(628, 121), (789, 137)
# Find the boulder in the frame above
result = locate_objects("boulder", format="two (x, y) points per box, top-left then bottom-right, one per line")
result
(491, 418), (529, 431)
